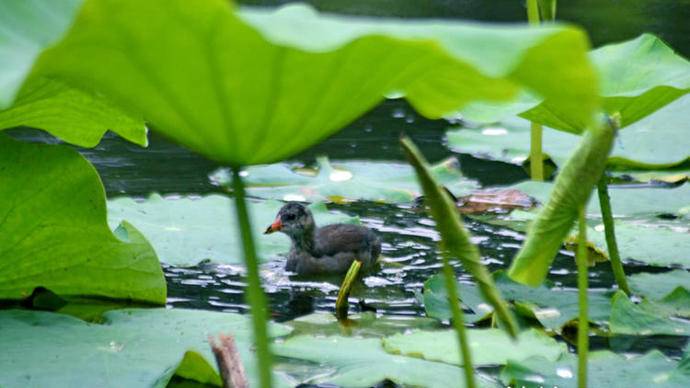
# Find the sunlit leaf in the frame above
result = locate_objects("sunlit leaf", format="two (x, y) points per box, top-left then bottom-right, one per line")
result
(382, 328), (567, 366)
(0, 135), (165, 303)
(0, 308), (293, 388)
(210, 156), (478, 203)
(508, 123), (615, 286)
(14, 0), (598, 165)
(0, 1), (147, 147)
(107, 195), (357, 266)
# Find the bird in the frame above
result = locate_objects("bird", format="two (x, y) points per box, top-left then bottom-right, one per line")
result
(264, 202), (381, 276)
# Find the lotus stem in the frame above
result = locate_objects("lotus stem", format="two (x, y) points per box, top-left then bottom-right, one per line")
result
(335, 260), (362, 320)
(231, 167), (272, 388)
(529, 122), (545, 181)
(526, 0), (540, 25)
(526, 0), (544, 181)
(576, 205), (589, 388)
(596, 176), (631, 295)
(441, 254), (476, 388)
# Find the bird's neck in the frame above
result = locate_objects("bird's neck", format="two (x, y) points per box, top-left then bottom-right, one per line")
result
(291, 225), (316, 254)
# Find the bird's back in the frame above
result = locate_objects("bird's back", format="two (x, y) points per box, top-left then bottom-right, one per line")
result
(314, 223), (381, 266)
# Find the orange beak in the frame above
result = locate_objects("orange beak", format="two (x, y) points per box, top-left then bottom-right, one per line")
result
(264, 218), (282, 234)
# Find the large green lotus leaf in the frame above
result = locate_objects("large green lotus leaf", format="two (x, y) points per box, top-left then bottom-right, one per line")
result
(0, 135), (165, 303)
(0, 1), (147, 147)
(211, 156), (478, 203)
(423, 273), (612, 331)
(0, 77), (148, 147)
(521, 34), (690, 133)
(272, 335), (495, 387)
(0, 308), (293, 388)
(500, 350), (690, 388)
(382, 328), (566, 366)
(107, 195), (357, 266)
(629, 270), (690, 300)
(19, 0), (598, 165)
(610, 291), (690, 336)
(449, 95), (690, 170)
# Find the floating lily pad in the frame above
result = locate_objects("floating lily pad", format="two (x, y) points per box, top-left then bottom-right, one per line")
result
(424, 272), (612, 331)
(107, 195), (357, 266)
(610, 291), (690, 336)
(448, 95), (690, 170)
(382, 328), (566, 366)
(286, 312), (440, 337)
(0, 135), (164, 303)
(272, 335), (493, 387)
(210, 157), (478, 203)
(0, 308), (293, 388)
(500, 350), (690, 388)
(630, 271), (690, 300)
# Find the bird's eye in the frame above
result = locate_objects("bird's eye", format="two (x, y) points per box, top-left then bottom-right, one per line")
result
(284, 214), (296, 221)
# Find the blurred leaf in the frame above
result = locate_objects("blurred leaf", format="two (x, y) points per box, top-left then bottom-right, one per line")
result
(0, 0), (82, 107)
(272, 335), (493, 387)
(285, 312), (440, 337)
(382, 328), (567, 366)
(107, 195), (357, 266)
(508, 123), (615, 286)
(0, 1), (147, 146)
(16, 0), (598, 165)
(449, 95), (690, 171)
(501, 350), (690, 388)
(401, 136), (518, 336)
(0, 308), (292, 388)
(0, 135), (165, 303)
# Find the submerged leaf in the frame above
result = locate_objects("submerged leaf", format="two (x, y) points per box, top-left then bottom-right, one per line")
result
(211, 157), (478, 203)
(107, 195), (357, 266)
(508, 122), (615, 286)
(0, 308), (292, 388)
(382, 328), (567, 366)
(14, 0), (598, 165)
(0, 135), (165, 303)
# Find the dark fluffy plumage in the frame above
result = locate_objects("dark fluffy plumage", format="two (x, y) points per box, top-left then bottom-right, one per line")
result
(266, 202), (381, 275)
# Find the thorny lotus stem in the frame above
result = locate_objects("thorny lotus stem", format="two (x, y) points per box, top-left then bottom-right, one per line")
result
(232, 167), (272, 388)
(576, 205), (589, 388)
(335, 260), (362, 320)
(442, 254), (476, 388)
(596, 176), (632, 295)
